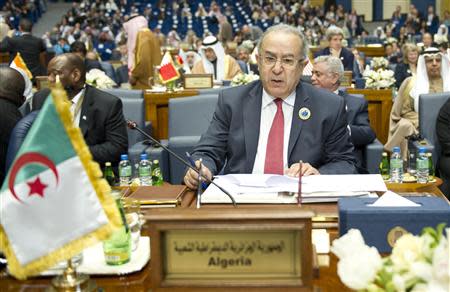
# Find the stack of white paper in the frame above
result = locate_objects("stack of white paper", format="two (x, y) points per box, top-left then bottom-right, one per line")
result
(202, 174), (387, 204)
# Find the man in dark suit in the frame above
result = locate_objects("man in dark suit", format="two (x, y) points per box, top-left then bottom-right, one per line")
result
(184, 24), (356, 189)
(0, 67), (25, 184)
(0, 18), (46, 79)
(313, 26), (354, 72)
(237, 45), (259, 75)
(70, 41), (104, 73)
(311, 55), (376, 172)
(32, 53), (128, 166)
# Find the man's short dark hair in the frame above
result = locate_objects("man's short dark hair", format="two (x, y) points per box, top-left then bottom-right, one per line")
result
(64, 53), (87, 83)
(0, 67), (25, 106)
(19, 18), (33, 32)
(70, 41), (87, 56)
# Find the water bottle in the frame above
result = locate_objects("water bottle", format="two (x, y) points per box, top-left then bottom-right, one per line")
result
(118, 154), (132, 186)
(416, 147), (429, 184)
(102, 190), (131, 265)
(151, 159), (164, 186)
(379, 152), (390, 181)
(390, 147), (403, 183)
(138, 153), (152, 186)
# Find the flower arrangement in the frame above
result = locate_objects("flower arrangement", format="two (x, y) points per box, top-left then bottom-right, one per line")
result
(363, 57), (395, 89)
(230, 72), (259, 86)
(331, 224), (449, 292)
(86, 69), (116, 89)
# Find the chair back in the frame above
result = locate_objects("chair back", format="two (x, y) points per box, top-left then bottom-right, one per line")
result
(102, 89), (145, 145)
(5, 111), (39, 171)
(168, 94), (219, 137)
(419, 92), (450, 167)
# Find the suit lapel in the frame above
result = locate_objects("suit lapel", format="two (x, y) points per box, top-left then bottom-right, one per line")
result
(243, 83), (263, 172)
(288, 83), (310, 158)
(79, 86), (93, 137)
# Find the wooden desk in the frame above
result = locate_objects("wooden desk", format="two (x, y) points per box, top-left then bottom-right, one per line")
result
(1, 181), (444, 291)
(354, 46), (385, 57)
(348, 88), (393, 144)
(144, 89), (199, 140)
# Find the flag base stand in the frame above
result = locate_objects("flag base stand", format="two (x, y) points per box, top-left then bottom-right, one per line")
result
(48, 260), (96, 292)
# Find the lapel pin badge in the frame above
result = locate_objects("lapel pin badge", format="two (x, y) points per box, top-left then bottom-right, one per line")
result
(299, 107), (311, 120)
(82, 115), (87, 120)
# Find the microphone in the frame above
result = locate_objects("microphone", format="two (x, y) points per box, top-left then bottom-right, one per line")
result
(126, 120), (237, 206)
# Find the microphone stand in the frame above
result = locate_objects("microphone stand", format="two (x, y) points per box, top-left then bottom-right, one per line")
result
(126, 120), (237, 206)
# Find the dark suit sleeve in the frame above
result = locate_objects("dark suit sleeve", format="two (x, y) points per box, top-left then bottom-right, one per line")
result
(89, 98), (128, 165)
(0, 36), (11, 52)
(31, 88), (51, 111)
(437, 100), (450, 156)
(342, 49), (354, 71)
(318, 97), (358, 174)
(349, 99), (376, 146)
(191, 91), (229, 175)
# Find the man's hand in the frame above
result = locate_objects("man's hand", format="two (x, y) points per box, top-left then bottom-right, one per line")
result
(285, 162), (320, 177)
(183, 160), (213, 190)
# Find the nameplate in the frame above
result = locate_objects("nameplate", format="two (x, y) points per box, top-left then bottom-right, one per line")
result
(147, 208), (314, 291)
(183, 74), (213, 89)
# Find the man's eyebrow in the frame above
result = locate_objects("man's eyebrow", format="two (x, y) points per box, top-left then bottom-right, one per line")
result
(263, 51), (296, 58)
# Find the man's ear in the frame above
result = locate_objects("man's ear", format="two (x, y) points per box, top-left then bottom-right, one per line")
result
(72, 68), (81, 83)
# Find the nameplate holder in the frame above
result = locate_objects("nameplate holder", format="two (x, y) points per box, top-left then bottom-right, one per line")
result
(183, 74), (213, 89)
(147, 208), (314, 291)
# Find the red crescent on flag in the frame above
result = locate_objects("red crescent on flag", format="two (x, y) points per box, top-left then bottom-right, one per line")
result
(8, 152), (59, 203)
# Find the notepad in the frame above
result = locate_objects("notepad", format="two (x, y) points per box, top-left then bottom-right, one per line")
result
(126, 185), (187, 207)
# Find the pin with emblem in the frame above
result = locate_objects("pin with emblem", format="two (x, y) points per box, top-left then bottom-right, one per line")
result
(298, 107), (311, 120)
(82, 115), (87, 120)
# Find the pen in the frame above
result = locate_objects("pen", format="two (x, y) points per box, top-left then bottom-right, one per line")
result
(186, 152), (208, 190)
(298, 160), (302, 206)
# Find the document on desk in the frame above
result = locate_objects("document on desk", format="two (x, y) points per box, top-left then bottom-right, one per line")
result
(201, 174), (387, 204)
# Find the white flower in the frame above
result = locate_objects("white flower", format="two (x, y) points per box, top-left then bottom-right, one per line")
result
(391, 234), (425, 272)
(231, 73), (259, 86)
(331, 229), (367, 259)
(431, 236), (449, 287)
(393, 274), (407, 292)
(336, 245), (382, 290)
(86, 68), (116, 89)
(331, 229), (382, 290)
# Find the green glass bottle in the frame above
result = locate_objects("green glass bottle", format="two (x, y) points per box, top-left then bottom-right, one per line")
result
(427, 153), (435, 180)
(103, 190), (131, 265)
(379, 152), (390, 181)
(104, 162), (115, 186)
(151, 159), (164, 186)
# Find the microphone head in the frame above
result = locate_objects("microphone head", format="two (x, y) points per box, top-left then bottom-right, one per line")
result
(126, 120), (137, 129)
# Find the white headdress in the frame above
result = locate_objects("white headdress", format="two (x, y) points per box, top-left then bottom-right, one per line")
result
(199, 36), (226, 81)
(409, 47), (450, 111)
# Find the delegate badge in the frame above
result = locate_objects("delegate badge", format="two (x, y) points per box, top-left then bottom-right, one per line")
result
(298, 107), (311, 120)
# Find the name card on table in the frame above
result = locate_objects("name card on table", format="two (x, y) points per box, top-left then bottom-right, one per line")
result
(183, 74), (213, 89)
(147, 208), (314, 291)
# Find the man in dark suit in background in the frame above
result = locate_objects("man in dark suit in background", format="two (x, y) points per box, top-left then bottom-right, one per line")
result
(0, 68), (25, 184)
(236, 44), (259, 75)
(184, 24), (356, 189)
(0, 18), (46, 80)
(32, 53), (128, 166)
(70, 41), (104, 73)
(314, 26), (354, 72)
(311, 55), (376, 172)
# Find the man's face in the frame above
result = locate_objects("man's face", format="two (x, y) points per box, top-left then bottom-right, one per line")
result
(238, 49), (250, 63)
(311, 62), (339, 91)
(423, 34), (432, 46)
(204, 48), (217, 62)
(186, 53), (195, 65)
(425, 55), (442, 79)
(257, 31), (305, 99)
(329, 35), (343, 50)
(47, 56), (79, 91)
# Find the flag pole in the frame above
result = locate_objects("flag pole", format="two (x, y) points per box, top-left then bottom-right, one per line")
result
(50, 259), (96, 291)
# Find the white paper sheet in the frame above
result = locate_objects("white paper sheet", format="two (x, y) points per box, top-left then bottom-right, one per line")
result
(369, 191), (421, 207)
(202, 174), (386, 204)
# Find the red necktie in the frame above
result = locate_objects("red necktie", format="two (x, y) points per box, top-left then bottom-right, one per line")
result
(264, 98), (284, 174)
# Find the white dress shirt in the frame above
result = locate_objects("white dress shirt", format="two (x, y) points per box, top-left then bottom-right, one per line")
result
(252, 89), (295, 174)
(70, 89), (84, 126)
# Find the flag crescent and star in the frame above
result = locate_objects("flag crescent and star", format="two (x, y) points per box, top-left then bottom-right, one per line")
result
(8, 152), (59, 203)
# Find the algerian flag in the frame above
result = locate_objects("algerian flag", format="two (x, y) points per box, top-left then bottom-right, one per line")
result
(0, 84), (121, 279)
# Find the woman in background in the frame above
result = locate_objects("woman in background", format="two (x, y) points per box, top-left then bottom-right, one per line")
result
(394, 43), (419, 89)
